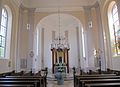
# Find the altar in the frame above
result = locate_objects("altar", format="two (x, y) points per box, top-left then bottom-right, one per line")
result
(51, 48), (70, 73)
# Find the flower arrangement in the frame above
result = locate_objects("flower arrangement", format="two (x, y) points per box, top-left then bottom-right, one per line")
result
(58, 67), (64, 72)
(55, 63), (66, 66)
(55, 63), (66, 72)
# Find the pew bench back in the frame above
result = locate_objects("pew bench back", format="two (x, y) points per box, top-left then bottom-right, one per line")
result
(85, 82), (120, 87)
(74, 74), (120, 87)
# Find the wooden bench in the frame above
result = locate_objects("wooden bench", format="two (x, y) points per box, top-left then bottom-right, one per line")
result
(85, 83), (120, 87)
(0, 80), (38, 87)
(5, 76), (46, 87)
(0, 68), (48, 87)
(74, 74), (117, 85)
(80, 79), (120, 87)
(75, 74), (116, 77)
(72, 67), (120, 87)
(74, 75), (120, 87)
(0, 84), (34, 87)
(0, 77), (45, 87)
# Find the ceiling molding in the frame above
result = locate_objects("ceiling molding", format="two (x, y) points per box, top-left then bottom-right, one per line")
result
(35, 7), (84, 12)
(13, 0), (97, 12)
(13, 0), (23, 7)
(21, 0), (97, 8)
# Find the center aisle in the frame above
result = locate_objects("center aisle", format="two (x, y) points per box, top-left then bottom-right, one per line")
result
(47, 80), (74, 87)
(47, 73), (74, 87)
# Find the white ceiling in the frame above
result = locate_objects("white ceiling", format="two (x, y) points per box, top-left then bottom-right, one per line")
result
(14, 0), (97, 9)
(12, 0), (98, 29)
(21, 0), (97, 8)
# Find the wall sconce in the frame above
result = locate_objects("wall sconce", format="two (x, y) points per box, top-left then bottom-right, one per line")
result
(27, 24), (30, 30)
(29, 51), (34, 58)
(88, 21), (92, 28)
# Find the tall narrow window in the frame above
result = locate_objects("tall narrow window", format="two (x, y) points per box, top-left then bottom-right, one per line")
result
(82, 28), (85, 58)
(0, 8), (8, 58)
(108, 2), (120, 56)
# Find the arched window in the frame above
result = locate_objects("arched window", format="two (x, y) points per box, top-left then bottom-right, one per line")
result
(108, 2), (120, 56)
(0, 5), (12, 59)
(0, 8), (8, 58)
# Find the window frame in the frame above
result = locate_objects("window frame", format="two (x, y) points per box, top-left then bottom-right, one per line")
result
(0, 7), (8, 58)
(111, 3), (120, 56)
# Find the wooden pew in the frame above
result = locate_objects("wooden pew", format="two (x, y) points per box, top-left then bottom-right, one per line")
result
(73, 67), (120, 87)
(74, 75), (120, 87)
(0, 84), (34, 87)
(0, 80), (38, 87)
(34, 71), (41, 76)
(0, 78), (40, 87)
(4, 76), (46, 87)
(22, 71), (33, 76)
(80, 79), (120, 87)
(75, 74), (116, 77)
(0, 68), (48, 87)
(85, 83), (120, 87)
(10, 71), (25, 76)
(0, 70), (16, 77)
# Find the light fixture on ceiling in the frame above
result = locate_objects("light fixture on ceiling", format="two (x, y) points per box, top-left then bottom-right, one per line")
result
(51, 7), (70, 51)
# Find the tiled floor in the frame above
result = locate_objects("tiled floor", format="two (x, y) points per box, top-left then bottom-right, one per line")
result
(47, 80), (74, 87)
(47, 73), (74, 87)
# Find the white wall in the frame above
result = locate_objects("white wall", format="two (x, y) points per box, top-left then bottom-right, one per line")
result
(0, 60), (11, 73)
(44, 28), (52, 69)
(69, 27), (78, 68)
(0, 0), (19, 73)
(112, 57), (120, 70)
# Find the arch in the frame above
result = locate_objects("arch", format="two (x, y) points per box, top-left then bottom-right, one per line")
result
(36, 13), (82, 28)
(33, 13), (87, 72)
(4, 5), (12, 59)
(0, 5), (12, 59)
(0, 1), (20, 73)
(108, 1), (119, 56)
(0, 7), (8, 58)
(101, 0), (117, 69)
(4, 1), (21, 72)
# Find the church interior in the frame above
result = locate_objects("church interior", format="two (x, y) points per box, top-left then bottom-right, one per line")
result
(0, 0), (120, 87)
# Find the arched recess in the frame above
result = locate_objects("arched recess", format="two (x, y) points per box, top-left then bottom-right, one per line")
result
(4, 5), (12, 59)
(101, 0), (118, 69)
(107, 0), (120, 70)
(0, 4), (12, 73)
(33, 13), (87, 73)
